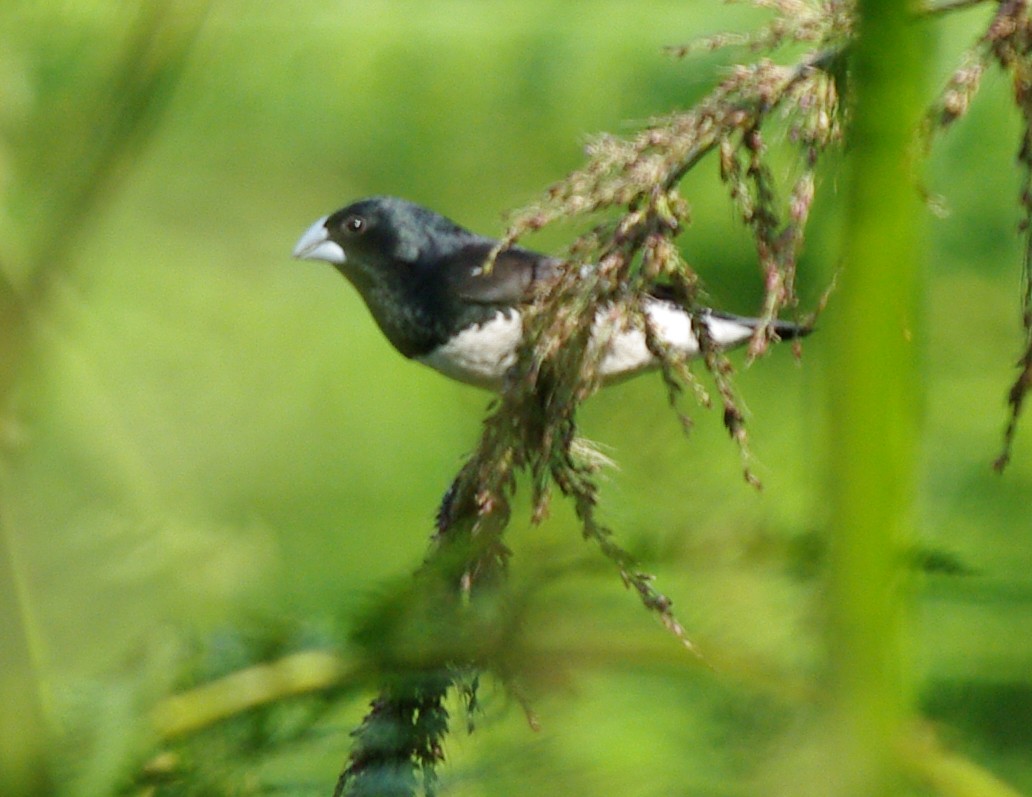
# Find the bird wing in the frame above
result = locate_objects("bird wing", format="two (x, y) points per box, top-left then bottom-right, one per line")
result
(453, 247), (694, 311)
(445, 242), (811, 344)
(447, 242), (561, 307)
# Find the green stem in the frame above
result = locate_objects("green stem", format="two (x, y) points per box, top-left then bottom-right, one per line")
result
(826, 2), (931, 795)
(0, 492), (52, 797)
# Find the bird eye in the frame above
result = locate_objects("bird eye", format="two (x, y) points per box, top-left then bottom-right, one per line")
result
(343, 214), (365, 234)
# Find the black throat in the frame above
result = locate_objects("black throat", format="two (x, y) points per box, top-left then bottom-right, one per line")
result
(334, 263), (503, 360)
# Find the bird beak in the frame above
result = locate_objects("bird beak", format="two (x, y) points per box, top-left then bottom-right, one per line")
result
(292, 216), (346, 264)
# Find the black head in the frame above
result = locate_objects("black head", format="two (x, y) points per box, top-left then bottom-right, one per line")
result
(292, 196), (494, 358)
(293, 196), (479, 285)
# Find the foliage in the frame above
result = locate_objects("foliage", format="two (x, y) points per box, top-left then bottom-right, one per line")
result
(2, 2), (1032, 797)
(922, 0), (1032, 470)
(0, 5), (209, 796)
(336, 2), (1032, 796)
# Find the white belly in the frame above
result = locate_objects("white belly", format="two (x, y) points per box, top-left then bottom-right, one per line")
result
(416, 311), (523, 388)
(415, 301), (755, 389)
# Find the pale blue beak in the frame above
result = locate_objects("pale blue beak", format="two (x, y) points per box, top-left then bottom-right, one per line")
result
(293, 216), (346, 264)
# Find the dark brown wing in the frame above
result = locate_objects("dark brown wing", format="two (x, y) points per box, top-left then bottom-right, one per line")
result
(445, 242), (561, 307)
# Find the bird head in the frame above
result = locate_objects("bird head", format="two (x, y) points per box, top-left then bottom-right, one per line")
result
(293, 196), (477, 283)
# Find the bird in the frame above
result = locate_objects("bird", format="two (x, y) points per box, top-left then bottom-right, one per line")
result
(292, 196), (808, 389)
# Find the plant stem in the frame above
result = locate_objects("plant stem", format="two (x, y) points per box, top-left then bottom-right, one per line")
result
(0, 482), (52, 797)
(826, 1), (931, 795)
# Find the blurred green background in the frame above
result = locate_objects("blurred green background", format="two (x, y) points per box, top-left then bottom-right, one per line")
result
(1, 1), (1030, 795)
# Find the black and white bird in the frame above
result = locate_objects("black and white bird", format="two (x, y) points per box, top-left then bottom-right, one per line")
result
(293, 196), (807, 389)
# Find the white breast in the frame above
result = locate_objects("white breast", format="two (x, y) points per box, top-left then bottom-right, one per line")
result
(415, 311), (523, 388)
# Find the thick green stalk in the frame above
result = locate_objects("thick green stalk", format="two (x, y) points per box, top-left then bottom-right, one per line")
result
(826, 2), (931, 796)
(0, 476), (52, 797)
(0, 5), (208, 794)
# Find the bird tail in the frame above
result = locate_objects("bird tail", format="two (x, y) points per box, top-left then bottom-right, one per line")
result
(705, 309), (812, 341)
